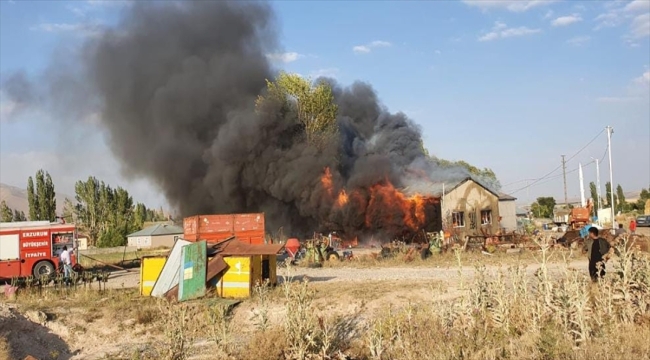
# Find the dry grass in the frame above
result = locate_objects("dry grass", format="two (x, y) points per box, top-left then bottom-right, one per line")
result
(5, 236), (649, 360)
(0, 335), (10, 360)
(322, 245), (579, 269)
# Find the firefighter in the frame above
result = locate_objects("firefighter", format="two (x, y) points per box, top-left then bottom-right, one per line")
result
(60, 245), (72, 285)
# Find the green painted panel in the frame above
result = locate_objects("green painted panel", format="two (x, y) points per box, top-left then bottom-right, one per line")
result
(178, 240), (207, 301)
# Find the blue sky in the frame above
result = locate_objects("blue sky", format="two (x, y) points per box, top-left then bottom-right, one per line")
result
(1, 0), (649, 209)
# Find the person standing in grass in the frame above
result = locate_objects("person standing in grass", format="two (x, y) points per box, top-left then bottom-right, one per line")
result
(60, 245), (72, 285)
(583, 227), (611, 281)
(629, 219), (636, 234)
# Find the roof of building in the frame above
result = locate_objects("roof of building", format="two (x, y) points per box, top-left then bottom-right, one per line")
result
(403, 176), (500, 199)
(498, 192), (517, 201)
(127, 223), (183, 237)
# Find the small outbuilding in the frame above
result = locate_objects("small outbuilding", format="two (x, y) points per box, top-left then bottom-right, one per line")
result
(498, 192), (518, 232)
(127, 223), (183, 249)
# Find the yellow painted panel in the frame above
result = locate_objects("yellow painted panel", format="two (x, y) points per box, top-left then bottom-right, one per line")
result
(141, 256), (167, 296)
(217, 256), (252, 298)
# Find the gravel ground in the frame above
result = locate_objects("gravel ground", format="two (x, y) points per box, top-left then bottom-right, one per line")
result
(278, 259), (591, 283)
(103, 258), (592, 290)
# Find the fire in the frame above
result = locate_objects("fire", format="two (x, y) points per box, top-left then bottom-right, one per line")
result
(321, 167), (334, 196)
(336, 190), (349, 207)
(320, 167), (436, 236)
(365, 181), (427, 231)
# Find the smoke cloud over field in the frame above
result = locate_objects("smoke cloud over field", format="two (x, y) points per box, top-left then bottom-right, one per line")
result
(3, 1), (486, 239)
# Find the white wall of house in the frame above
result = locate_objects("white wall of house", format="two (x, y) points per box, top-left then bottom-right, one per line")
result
(498, 200), (517, 232)
(150, 234), (178, 248)
(128, 235), (152, 248)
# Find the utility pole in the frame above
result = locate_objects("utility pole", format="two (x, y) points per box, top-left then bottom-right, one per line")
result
(606, 126), (615, 232)
(562, 155), (568, 208)
(592, 157), (602, 225)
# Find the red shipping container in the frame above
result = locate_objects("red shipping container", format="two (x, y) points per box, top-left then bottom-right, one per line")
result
(183, 213), (265, 244)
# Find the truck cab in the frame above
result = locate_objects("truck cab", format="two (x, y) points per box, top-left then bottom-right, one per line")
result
(0, 221), (78, 280)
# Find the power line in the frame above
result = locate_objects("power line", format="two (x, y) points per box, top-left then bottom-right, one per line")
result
(508, 129), (606, 195)
(508, 146), (609, 193)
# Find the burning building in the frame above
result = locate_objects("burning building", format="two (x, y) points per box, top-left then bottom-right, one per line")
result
(404, 177), (503, 240)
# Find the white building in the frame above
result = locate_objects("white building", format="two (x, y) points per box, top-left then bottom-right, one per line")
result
(126, 223), (183, 249)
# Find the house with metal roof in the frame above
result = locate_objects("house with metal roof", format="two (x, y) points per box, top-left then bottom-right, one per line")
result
(404, 176), (503, 238)
(127, 223), (183, 248)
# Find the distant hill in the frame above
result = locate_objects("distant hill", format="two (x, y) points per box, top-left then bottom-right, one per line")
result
(0, 183), (72, 216)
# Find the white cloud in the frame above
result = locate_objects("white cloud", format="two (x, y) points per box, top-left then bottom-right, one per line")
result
(624, 0), (650, 13)
(543, 10), (554, 19)
(478, 21), (541, 41)
(630, 13), (650, 38)
(352, 40), (392, 54)
(86, 0), (132, 7)
(551, 14), (583, 27)
(597, 68), (650, 103)
(635, 70), (650, 85)
(67, 5), (87, 18)
(435, 49), (442, 55)
(596, 96), (641, 103)
(309, 68), (340, 79)
(463, 0), (557, 13)
(30, 22), (103, 37)
(0, 98), (18, 121)
(266, 52), (304, 63)
(566, 35), (591, 46)
(594, 1), (650, 39)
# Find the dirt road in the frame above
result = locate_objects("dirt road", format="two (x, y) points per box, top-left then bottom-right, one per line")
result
(104, 258), (592, 291)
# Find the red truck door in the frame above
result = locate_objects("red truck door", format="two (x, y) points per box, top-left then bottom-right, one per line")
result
(0, 233), (21, 278)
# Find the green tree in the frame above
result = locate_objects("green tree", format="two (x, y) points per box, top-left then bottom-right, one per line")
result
(27, 176), (39, 220)
(74, 176), (150, 247)
(257, 72), (338, 146)
(0, 201), (13, 222)
(27, 170), (56, 221)
(616, 184), (627, 212)
(43, 172), (56, 221)
(62, 198), (76, 223)
(605, 182), (617, 209)
(13, 210), (27, 222)
(530, 197), (556, 218)
(74, 176), (102, 245)
(636, 188), (650, 211)
(589, 182), (599, 212)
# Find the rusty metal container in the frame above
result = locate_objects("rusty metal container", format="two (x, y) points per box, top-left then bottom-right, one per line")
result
(183, 213), (265, 244)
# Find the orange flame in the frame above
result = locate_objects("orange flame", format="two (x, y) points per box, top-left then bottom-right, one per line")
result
(321, 167), (334, 197)
(336, 190), (349, 207)
(320, 167), (436, 235)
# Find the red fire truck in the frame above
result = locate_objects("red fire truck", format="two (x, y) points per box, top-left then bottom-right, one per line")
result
(0, 221), (78, 279)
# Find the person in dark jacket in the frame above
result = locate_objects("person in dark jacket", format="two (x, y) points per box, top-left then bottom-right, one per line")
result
(583, 227), (611, 281)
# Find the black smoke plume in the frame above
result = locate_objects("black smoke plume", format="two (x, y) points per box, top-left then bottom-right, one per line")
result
(4, 1), (482, 239)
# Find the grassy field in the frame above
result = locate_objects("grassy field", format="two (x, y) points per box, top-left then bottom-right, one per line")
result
(2, 237), (650, 360)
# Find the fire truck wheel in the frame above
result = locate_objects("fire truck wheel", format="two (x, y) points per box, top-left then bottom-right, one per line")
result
(327, 251), (340, 261)
(33, 261), (55, 278)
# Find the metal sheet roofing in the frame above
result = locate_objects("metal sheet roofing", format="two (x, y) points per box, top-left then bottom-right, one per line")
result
(209, 238), (284, 256)
(127, 223), (183, 238)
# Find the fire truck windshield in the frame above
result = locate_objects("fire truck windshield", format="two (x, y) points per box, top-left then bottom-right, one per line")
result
(52, 232), (74, 257)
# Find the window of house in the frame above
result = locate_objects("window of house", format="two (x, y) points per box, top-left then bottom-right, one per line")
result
(481, 210), (492, 225)
(452, 212), (465, 227)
